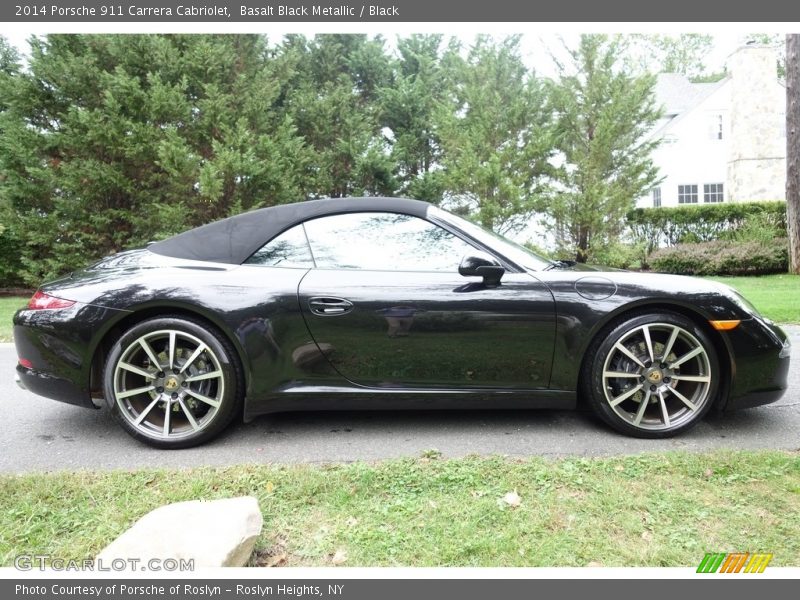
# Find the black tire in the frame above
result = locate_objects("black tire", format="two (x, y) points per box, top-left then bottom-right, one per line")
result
(582, 311), (720, 438)
(103, 316), (243, 449)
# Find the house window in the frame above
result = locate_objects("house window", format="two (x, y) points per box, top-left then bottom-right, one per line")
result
(708, 114), (723, 140)
(652, 188), (662, 207)
(704, 183), (724, 203)
(678, 184), (698, 204)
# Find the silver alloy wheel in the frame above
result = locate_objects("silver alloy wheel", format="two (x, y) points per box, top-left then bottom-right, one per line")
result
(601, 323), (712, 431)
(113, 329), (225, 440)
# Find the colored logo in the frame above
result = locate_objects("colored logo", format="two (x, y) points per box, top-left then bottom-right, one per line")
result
(697, 552), (773, 573)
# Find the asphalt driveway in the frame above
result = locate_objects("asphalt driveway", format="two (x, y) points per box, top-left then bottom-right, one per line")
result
(1, 326), (798, 473)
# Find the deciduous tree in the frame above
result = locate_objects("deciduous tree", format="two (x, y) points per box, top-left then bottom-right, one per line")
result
(787, 34), (799, 274)
(625, 34), (716, 80)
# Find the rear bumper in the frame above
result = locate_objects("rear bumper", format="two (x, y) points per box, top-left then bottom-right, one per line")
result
(13, 302), (125, 410)
(15, 363), (97, 408)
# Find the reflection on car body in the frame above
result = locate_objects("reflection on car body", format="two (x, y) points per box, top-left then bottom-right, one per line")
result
(13, 197), (790, 448)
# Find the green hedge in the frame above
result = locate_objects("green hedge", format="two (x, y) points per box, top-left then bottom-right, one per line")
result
(627, 201), (787, 249)
(649, 239), (788, 276)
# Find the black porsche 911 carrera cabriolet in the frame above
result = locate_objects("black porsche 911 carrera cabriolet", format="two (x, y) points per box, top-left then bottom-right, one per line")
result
(14, 197), (791, 448)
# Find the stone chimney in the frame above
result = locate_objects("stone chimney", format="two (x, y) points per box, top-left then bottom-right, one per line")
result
(727, 45), (786, 202)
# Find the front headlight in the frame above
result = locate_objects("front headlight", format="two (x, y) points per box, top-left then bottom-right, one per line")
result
(780, 338), (791, 358)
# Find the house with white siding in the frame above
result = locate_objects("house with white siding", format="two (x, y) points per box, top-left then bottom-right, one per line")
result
(637, 44), (786, 208)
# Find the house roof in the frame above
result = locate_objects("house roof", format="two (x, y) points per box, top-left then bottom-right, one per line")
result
(655, 73), (727, 115)
(648, 73), (729, 139)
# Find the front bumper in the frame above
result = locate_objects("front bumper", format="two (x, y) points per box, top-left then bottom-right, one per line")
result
(724, 320), (790, 411)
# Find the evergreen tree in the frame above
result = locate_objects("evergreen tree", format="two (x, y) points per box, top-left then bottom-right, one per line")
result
(0, 34), (309, 284)
(548, 34), (662, 262)
(380, 34), (453, 202)
(437, 35), (553, 233)
(281, 34), (397, 198)
(0, 36), (24, 285)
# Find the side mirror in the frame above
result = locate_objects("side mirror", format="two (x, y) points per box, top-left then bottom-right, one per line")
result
(459, 252), (505, 287)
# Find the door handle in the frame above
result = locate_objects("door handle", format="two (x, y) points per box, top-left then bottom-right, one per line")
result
(308, 297), (354, 316)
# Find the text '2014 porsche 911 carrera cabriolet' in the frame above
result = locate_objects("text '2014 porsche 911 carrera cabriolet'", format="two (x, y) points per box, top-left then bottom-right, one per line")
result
(14, 198), (791, 448)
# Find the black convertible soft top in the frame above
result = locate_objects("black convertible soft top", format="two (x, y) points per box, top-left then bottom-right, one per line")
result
(148, 197), (432, 265)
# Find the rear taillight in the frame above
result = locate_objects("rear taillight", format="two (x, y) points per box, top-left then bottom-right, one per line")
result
(27, 290), (76, 310)
(18, 358), (33, 369)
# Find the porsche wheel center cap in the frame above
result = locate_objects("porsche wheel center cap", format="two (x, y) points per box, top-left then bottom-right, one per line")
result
(164, 377), (180, 391)
(646, 370), (663, 384)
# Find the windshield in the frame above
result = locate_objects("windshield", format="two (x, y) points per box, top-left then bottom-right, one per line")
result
(428, 206), (551, 271)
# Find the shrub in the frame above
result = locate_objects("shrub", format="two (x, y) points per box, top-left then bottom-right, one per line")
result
(649, 239), (788, 276)
(591, 241), (645, 270)
(731, 211), (783, 245)
(627, 201), (787, 248)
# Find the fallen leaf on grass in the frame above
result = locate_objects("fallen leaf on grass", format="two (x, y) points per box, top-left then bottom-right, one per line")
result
(500, 491), (522, 508)
(253, 541), (288, 568)
(263, 553), (287, 567)
(331, 549), (348, 565)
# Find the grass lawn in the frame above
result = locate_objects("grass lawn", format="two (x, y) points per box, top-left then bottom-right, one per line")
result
(707, 274), (800, 324)
(1, 451), (798, 567)
(0, 296), (26, 343)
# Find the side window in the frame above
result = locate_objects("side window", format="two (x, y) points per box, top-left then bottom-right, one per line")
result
(245, 225), (314, 268)
(304, 212), (475, 272)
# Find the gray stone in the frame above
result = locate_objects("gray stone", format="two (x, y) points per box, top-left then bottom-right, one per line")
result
(96, 496), (262, 567)
(727, 45), (787, 202)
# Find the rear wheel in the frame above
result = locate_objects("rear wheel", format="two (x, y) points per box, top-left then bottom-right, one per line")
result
(583, 312), (719, 438)
(104, 316), (242, 448)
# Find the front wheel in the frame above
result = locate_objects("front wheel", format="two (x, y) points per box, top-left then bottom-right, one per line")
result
(583, 312), (720, 438)
(103, 316), (243, 449)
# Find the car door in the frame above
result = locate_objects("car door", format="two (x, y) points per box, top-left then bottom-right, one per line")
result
(295, 211), (556, 390)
